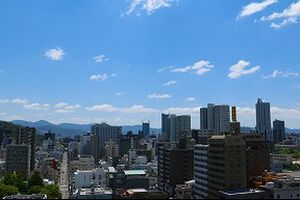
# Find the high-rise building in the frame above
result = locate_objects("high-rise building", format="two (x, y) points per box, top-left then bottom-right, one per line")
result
(200, 108), (208, 130)
(194, 144), (208, 199)
(142, 122), (150, 136)
(161, 114), (170, 141)
(91, 123), (121, 163)
(207, 104), (215, 130)
(157, 141), (194, 196)
(161, 114), (191, 142)
(176, 115), (191, 139)
(207, 135), (247, 199)
(243, 134), (270, 187)
(200, 104), (230, 134)
(79, 134), (92, 156)
(44, 130), (55, 142)
(214, 105), (230, 134)
(16, 127), (36, 171)
(256, 98), (272, 142)
(6, 144), (31, 179)
(273, 120), (286, 144)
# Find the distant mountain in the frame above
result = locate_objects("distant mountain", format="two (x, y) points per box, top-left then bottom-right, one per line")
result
(11, 120), (161, 136)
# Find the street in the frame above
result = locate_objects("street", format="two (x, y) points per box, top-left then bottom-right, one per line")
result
(59, 152), (69, 199)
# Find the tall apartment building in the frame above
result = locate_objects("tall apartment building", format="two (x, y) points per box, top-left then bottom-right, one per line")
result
(91, 123), (121, 163)
(79, 134), (92, 156)
(214, 105), (230, 133)
(6, 144), (31, 179)
(200, 104), (230, 133)
(142, 122), (150, 136)
(200, 108), (208, 130)
(194, 144), (208, 199)
(207, 135), (247, 199)
(16, 127), (36, 171)
(256, 98), (272, 142)
(161, 114), (191, 142)
(207, 104), (215, 130)
(244, 134), (270, 187)
(273, 120), (286, 144)
(157, 141), (194, 196)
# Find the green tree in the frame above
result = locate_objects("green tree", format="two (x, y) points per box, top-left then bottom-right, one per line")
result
(40, 185), (61, 199)
(27, 185), (43, 195)
(28, 171), (43, 188)
(2, 173), (28, 193)
(0, 183), (19, 198)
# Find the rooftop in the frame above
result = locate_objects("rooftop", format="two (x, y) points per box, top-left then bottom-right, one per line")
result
(220, 189), (265, 195)
(124, 170), (146, 176)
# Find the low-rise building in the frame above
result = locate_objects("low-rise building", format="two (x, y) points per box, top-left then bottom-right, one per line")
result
(219, 189), (268, 199)
(74, 168), (107, 190)
(175, 180), (195, 199)
(74, 186), (113, 199)
(261, 176), (300, 199)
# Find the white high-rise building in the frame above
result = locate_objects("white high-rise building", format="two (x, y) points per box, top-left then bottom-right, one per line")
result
(214, 105), (230, 133)
(194, 144), (208, 199)
(256, 98), (272, 142)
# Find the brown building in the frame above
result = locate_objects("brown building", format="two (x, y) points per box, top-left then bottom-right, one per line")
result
(16, 127), (36, 171)
(157, 141), (194, 197)
(244, 133), (270, 187)
(207, 135), (247, 199)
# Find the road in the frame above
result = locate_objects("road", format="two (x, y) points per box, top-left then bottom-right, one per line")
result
(59, 152), (70, 199)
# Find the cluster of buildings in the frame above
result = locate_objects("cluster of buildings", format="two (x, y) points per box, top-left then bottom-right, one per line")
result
(1, 98), (300, 199)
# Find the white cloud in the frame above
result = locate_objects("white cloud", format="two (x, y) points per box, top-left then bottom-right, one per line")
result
(262, 70), (299, 79)
(0, 112), (6, 116)
(122, 105), (159, 114)
(94, 54), (109, 63)
(55, 102), (69, 109)
(86, 104), (119, 112)
(86, 104), (158, 114)
(157, 66), (173, 73)
(171, 60), (214, 76)
(45, 48), (65, 61)
(228, 60), (260, 79)
(163, 106), (201, 116)
(0, 99), (10, 104)
(162, 80), (176, 86)
(11, 98), (28, 105)
(261, 1), (300, 28)
(147, 93), (171, 99)
(122, 0), (177, 16)
(54, 109), (75, 114)
(238, 0), (278, 19)
(185, 97), (196, 102)
(89, 74), (108, 81)
(23, 103), (50, 111)
(54, 102), (81, 113)
(270, 17), (298, 29)
(0, 69), (5, 74)
(116, 92), (126, 96)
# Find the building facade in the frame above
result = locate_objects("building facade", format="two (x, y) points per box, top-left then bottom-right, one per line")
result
(91, 123), (121, 163)
(194, 144), (208, 199)
(273, 120), (286, 144)
(256, 98), (272, 142)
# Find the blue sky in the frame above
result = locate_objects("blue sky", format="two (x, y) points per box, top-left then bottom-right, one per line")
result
(0, 0), (300, 128)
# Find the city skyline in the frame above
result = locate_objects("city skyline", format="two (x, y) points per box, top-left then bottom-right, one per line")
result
(1, 0), (300, 128)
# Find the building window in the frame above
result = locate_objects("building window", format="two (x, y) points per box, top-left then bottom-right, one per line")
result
(277, 194), (280, 199)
